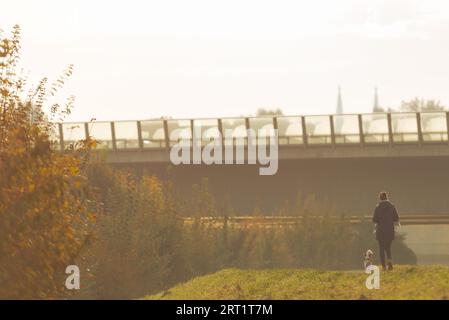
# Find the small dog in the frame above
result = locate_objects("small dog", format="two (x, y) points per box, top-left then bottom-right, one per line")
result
(364, 249), (374, 269)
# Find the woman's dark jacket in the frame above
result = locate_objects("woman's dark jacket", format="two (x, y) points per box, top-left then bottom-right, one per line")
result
(372, 200), (399, 241)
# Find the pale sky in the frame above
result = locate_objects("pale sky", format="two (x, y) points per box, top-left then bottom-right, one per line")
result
(2, 0), (449, 121)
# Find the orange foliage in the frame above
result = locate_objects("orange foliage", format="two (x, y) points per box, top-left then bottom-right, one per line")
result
(0, 25), (96, 299)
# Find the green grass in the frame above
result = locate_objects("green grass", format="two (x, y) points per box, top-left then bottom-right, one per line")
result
(145, 265), (449, 300)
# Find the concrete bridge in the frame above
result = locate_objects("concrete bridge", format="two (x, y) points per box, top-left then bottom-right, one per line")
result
(57, 111), (449, 215)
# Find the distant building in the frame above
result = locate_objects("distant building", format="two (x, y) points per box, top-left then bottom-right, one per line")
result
(336, 86), (343, 115)
(335, 86), (343, 133)
(373, 87), (384, 112)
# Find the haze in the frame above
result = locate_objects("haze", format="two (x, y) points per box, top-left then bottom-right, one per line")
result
(2, 0), (449, 121)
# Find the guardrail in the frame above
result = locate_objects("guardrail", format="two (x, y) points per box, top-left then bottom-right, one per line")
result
(183, 215), (449, 227)
(55, 111), (449, 151)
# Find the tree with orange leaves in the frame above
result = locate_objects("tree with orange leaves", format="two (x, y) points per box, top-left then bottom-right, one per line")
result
(0, 25), (97, 299)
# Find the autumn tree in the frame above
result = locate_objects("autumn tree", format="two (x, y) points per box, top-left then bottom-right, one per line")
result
(0, 25), (96, 299)
(256, 107), (284, 116)
(400, 98), (446, 112)
(375, 98), (446, 113)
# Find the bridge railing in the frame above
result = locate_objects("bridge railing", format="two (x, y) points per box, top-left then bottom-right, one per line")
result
(53, 111), (449, 151)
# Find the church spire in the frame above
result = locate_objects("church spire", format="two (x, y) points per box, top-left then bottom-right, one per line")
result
(336, 86), (343, 114)
(373, 87), (380, 112)
(335, 86), (343, 133)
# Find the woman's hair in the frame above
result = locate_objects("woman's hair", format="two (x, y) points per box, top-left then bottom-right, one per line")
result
(379, 191), (388, 201)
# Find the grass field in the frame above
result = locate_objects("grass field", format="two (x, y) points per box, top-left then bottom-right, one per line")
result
(145, 265), (449, 300)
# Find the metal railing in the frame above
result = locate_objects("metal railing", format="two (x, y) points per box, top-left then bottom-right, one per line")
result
(183, 214), (449, 227)
(53, 111), (449, 151)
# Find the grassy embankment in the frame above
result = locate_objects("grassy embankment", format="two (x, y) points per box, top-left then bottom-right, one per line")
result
(145, 265), (449, 300)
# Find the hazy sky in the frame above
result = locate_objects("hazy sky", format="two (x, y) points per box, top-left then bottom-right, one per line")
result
(2, 0), (449, 121)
